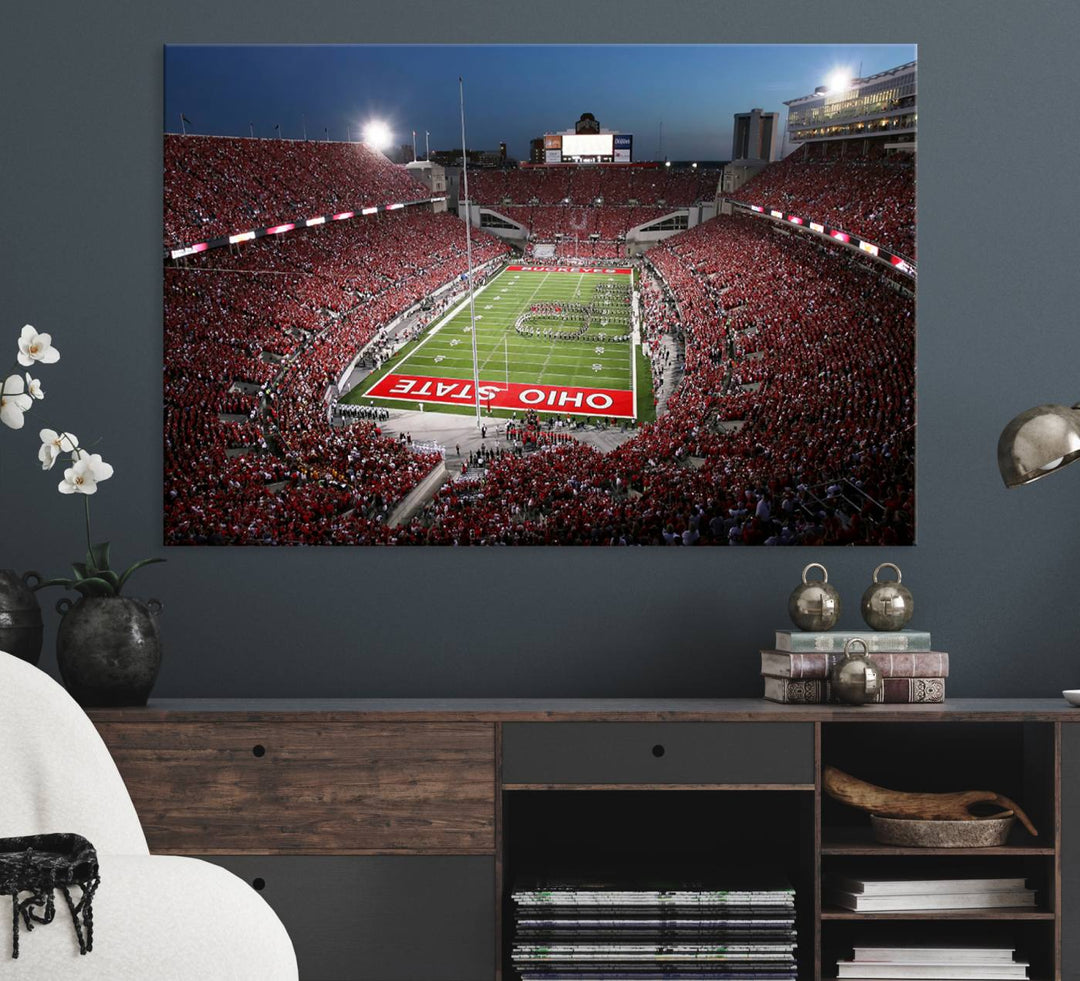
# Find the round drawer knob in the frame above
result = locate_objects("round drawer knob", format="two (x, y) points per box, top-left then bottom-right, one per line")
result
(252, 744), (267, 758)
(651, 744), (666, 758)
(252, 877), (266, 891)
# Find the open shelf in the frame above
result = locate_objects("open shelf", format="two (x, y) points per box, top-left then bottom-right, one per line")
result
(821, 906), (1055, 920)
(494, 718), (1067, 981)
(501, 788), (814, 980)
(818, 720), (1059, 981)
(821, 826), (1054, 856)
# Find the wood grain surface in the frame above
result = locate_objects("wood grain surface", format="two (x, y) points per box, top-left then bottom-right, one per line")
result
(95, 721), (495, 854)
(87, 697), (1080, 724)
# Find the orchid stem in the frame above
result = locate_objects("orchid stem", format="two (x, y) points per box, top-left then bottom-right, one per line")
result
(84, 494), (93, 555)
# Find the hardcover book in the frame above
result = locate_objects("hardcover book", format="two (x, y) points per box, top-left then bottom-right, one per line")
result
(760, 650), (949, 680)
(837, 965), (1027, 980)
(774, 630), (931, 653)
(831, 876), (1026, 896)
(851, 947), (1017, 963)
(825, 889), (1035, 912)
(762, 676), (946, 704)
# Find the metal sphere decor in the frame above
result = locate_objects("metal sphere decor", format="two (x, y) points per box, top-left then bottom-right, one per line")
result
(830, 638), (884, 706)
(860, 562), (914, 631)
(787, 563), (841, 632)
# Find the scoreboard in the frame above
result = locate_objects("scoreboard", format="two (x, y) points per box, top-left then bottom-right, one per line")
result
(562, 133), (613, 158)
(544, 133), (633, 163)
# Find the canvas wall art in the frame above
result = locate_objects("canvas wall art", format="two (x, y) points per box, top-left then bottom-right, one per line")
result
(163, 44), (916, 545)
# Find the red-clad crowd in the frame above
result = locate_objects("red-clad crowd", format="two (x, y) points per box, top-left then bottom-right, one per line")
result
(467, 165), (721, 207)
(164, 138), (915, 547)
(735, 145), (915, 259)
(165, 207), (511, 544)
(164, 135), (433, 248)
(392, 213), (914, 545)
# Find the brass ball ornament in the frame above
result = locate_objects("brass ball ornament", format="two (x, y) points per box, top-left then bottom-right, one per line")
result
(788, 563), (841, 632)
(860, 562), (914, 631)
(830, 638), (884, 706)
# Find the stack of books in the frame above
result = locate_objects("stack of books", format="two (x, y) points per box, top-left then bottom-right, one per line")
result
(510, 876), (798, 980)
(761, 630), (948, 704)
(836, 945), (1029, 979)
(825, 874), (1036, 912)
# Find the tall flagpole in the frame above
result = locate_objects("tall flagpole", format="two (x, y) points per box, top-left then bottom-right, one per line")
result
(459, 77), (481, 427)
(425, 130), (430, 160)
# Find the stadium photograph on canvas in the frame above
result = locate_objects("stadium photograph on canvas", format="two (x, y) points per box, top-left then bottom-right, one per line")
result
(163, 44), (916, 546)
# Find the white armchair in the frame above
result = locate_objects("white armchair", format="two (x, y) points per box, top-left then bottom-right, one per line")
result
(0, 650), (298, 980)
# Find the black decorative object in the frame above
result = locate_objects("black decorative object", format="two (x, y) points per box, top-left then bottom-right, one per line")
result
(0, 570), (44, 666)
(0, 833), (100, 959)
(55, 596), (163, 707)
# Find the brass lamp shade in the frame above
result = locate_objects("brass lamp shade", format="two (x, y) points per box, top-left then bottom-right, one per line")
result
(997, 403), (1080, 487)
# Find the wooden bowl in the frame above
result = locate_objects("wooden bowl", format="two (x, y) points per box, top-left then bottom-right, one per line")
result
(870, 813), (1016, 848)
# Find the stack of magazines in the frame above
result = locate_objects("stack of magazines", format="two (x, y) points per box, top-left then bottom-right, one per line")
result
(836, 945), (1029, 979)
(510, 876), (797, 980)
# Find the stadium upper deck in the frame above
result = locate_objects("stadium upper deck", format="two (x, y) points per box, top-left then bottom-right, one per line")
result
(163, 135), (434, 248)
(466, 164), (722, 208)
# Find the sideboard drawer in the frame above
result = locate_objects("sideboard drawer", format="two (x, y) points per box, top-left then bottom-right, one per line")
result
(95, 722), (495, 854)
(207, 855), (495, 981)
(501, 722), (813, 786)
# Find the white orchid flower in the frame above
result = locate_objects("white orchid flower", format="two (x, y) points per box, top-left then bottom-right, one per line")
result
(58, 450), (114, 495)
(38, 428), (79, 470)
(25, 373), (44, 400)
(0, 374), (33, 430)
(17, 325), (60, 367)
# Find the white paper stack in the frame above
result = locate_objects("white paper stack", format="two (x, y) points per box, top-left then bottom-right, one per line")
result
(825, 875), (1036, 912)
(837, 946), (1028, 980)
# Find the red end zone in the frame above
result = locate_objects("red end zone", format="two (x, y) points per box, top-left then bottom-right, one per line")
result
(506, 265), (632, 275)
(364, 374), (635, 418)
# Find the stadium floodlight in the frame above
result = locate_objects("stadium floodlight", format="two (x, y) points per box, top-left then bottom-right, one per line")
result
(825, 68), (853, 94)
(692, 162), (698, 169)
(362, 120), (392, 151)
(664, 160), (671, 168)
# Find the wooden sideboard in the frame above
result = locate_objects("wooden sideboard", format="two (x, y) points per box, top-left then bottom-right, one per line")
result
(89, 699), (1080, 981)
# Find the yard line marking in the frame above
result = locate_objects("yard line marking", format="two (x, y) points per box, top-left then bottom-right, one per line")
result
(393, 266), (501, 363)
(478, 269), (552, 378)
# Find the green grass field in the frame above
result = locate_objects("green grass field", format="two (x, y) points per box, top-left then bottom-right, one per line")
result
(343, 266), (653, 421)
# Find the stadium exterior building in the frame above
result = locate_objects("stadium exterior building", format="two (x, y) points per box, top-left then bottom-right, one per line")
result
(784, 60), (916, 152)
(724, 60), (917, 273)
(405, 160), (448, 212)
(722, 108), (781, 195)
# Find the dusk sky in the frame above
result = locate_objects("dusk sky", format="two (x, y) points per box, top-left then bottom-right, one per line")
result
(165, 44), (916, 162)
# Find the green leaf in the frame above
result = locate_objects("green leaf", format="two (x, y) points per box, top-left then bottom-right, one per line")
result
(72, 577), (117, 598)
(32, 577), (77, 592)
(117, 557), (166, 594)
(87, 542), (111, 575)
(97, 569), (121, 591)
(71, 562), (89, 581)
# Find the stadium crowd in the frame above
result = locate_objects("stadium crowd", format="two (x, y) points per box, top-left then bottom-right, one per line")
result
(165, 206), (510, 544)
(164, 135), (434, 247)
(164, 138), (915, 547)
(734, 145), (915, 258)
(392, 213), (914, 545)
(467, 165), (721, 207)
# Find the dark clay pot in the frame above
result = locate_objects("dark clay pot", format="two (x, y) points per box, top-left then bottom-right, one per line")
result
(56, 596), (163, 707)
(0, 569), (44, 665)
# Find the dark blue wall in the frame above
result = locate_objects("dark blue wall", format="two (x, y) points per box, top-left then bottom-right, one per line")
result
(3, 1), (1079, 698)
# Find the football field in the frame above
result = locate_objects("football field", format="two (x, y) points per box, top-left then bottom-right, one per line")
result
(346, 265), (648, 419)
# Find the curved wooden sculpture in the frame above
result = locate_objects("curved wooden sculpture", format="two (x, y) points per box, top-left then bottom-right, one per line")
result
(823, 766), (1039, 837)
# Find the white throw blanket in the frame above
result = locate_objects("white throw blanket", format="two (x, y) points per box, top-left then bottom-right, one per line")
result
(0, 651), (298, 979)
